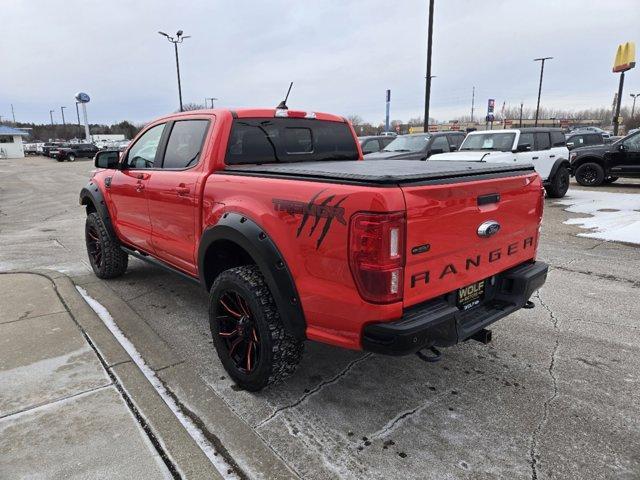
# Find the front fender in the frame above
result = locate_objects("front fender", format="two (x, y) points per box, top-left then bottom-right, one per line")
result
(198, 212), (306, 340)
(79, 181), (116, 237)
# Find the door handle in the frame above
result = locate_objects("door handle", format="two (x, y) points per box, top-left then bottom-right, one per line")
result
(135, 173), (145, 180)
(549, 154), (556, 158)
(176, 187), (190, 195)
(532, 156), (539, 160)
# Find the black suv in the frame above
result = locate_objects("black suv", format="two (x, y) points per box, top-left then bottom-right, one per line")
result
(570, 131), (640, 186)
(51, 143), (99, 162)
(364, 131), (465, 160)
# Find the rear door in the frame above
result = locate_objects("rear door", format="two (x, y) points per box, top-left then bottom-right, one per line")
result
(108, 123), (166, 253)
(401, 170), (542, 308)
(146, 118), (211, 274)
(533, 131), (553, 180)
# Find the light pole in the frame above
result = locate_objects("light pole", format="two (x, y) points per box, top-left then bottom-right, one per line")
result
(631, 93), (639, 118)
(470, 86), (475, 123)
(205, 97), (218, 109)
(60, 106), (66, 126)
(534, 56), (553, 127)
(159, 30), (190, 112)
(423, 0), (435, 132)
(49, 110), (55, 126)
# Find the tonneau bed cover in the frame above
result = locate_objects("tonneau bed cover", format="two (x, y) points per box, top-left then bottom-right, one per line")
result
(222, 160), (534, 185)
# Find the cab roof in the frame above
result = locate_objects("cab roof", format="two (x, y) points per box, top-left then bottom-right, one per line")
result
(156, 108), (347, 123)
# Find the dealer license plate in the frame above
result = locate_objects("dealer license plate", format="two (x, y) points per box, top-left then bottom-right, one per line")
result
(457, 279), (485, 311)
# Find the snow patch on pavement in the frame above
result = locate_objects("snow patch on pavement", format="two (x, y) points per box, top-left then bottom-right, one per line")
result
(76, 286), (239, 480)
(555, 190), (640, 245)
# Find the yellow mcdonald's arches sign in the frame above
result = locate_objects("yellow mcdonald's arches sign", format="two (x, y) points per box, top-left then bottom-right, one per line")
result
(613, 42), (636, 73)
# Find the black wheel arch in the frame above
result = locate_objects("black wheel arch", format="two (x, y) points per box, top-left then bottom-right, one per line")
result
(79, 182), (116, 237)
(571, 155), (606, 174)
(198, 212), (306, 340)
(548, 157), (570, 179)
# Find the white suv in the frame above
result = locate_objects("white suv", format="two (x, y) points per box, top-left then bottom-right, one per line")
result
(430, 128), (571, 198)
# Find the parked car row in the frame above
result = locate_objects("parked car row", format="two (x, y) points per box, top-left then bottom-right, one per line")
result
(361, 127), (570, 197)
(48, 143), (99, 162)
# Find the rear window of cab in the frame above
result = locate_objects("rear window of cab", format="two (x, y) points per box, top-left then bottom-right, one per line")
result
(225, 118), (358, 165)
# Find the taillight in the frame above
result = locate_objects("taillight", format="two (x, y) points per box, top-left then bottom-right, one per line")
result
(275, 109), (316, 119)
(349, 212), (405, 304)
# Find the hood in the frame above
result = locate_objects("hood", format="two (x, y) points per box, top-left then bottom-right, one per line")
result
(429, 150), (513, 162)
(365, 150), (424, 160)
(571, 144), (613, 156)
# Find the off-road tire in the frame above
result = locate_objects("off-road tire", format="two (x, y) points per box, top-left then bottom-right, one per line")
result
(85, 212), (128, 279)
(603, 176), (619, 184)
(575, 162), (605, 187)
(545, 165), (570, 198)
(209, 265), (304, 391)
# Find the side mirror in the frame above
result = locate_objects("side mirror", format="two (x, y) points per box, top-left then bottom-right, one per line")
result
(516, 143), (532, 152)
(619, 143), (627, 151)
(94, 150), (120, 169)
(566, 142), (575, 150)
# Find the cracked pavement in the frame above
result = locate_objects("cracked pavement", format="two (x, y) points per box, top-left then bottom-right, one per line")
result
(1, 156), (639, 479)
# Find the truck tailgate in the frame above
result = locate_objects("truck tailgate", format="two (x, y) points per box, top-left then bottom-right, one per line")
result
(401, 171), (543, 308)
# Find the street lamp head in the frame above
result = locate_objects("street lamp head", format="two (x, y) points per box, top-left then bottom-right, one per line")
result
(534, 56), (554, 62)
(176, 30), (183, 37)
(158, 31), (169, 37)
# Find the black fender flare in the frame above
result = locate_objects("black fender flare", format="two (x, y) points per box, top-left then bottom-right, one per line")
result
(79, 182), (116, 237)
(198, 212), (306, 340)
(548, 157), (570, 179)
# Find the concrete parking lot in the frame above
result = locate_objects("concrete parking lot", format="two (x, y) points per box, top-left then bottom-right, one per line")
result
(1, 156), (639, 479)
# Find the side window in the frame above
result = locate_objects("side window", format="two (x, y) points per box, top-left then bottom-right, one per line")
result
(448, 134), (464, 148)
(362, 140), (379, 154)
(430, 136), (450, 153)
(162, 120), (209, 169)
(550, 131), (565, 147)
(623, 133), (640, 152)
(382, 137), (395, 147)
(125, 124), (165, 169)
(518, 133), (534, 148)
(570, 135), (585, 147)
(535, 132), (551, 150)
(586, 134), (601, 146)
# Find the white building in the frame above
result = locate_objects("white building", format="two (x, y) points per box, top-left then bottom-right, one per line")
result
(0, 126), (29, 158)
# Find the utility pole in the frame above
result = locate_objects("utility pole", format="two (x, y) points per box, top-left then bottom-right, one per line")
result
(11, 104), (16, 123)
(423, 0), (435, 132)
(385, 89), (391, 132)
(630, 93), (638, 118)
(534, 56), (553, 127)
(159, 30), (191, 112)
(49, 110), (54, 126)
(470, 86), (475, 123)
(60, 106), (66, 126)
(205, 97), (218, 108)
(519, 102), (524, 127)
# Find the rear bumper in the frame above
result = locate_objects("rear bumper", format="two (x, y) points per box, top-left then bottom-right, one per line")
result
(361, 261), (548, 355)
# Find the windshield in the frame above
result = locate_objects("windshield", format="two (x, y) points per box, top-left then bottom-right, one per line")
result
(460, 133), (516, 152)
(383, 135), (430, 152)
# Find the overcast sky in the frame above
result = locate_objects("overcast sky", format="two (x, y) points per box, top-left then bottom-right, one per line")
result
(1, 0), (638, 125)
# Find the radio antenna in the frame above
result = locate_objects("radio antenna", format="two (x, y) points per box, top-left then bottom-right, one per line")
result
(276, 82), (294, 110)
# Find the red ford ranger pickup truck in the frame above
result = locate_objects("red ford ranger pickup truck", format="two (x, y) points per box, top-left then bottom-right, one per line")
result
(80, 107), (548, 391)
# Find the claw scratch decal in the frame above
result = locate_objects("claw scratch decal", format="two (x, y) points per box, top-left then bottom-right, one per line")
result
(273, 190), (348, 249)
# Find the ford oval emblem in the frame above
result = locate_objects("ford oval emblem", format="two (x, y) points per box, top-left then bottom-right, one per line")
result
(477, 220), (501, 237)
